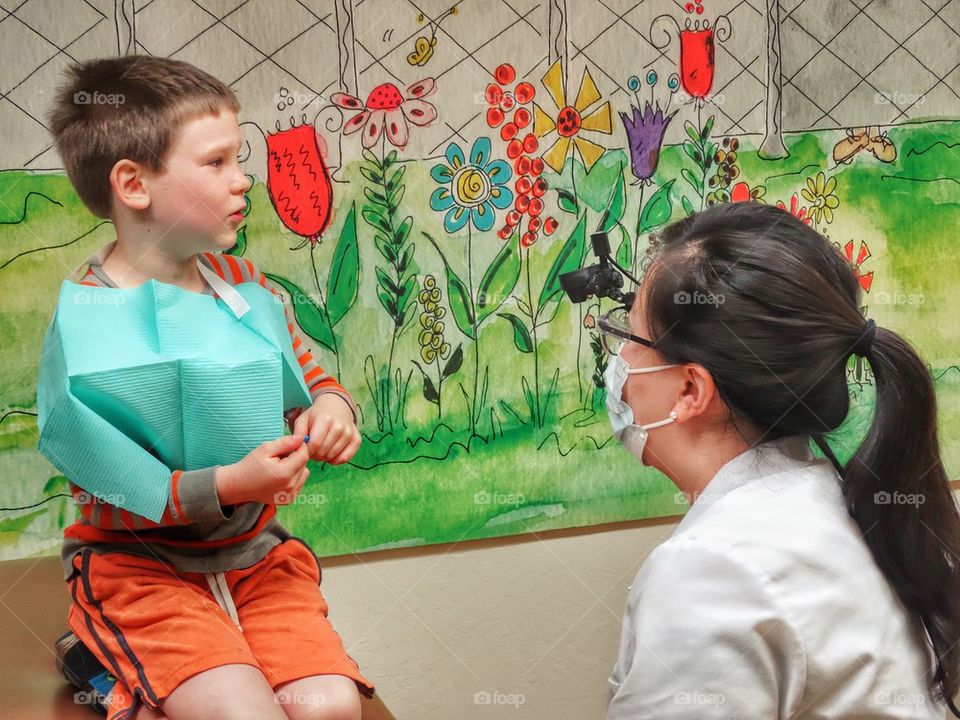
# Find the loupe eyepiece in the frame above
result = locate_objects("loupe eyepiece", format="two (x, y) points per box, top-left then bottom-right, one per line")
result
(559, 230), (638, 306)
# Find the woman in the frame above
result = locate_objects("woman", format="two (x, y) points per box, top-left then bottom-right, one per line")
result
(600, 202), (960, 718)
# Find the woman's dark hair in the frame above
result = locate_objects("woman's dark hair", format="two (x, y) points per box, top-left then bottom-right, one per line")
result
(641, 201), (960, 704)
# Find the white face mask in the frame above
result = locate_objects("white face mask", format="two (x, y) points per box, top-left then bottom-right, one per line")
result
(604, 350), (678, 462)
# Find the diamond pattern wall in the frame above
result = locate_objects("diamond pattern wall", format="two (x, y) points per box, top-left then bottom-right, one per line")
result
(0, 0), (958, 170)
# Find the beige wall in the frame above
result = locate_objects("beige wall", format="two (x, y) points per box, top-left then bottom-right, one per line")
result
(319, 517), (682, 720)
(322, 488), (960, 720)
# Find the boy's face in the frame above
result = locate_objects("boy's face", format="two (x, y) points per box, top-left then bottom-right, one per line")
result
(144, 108), (250, 253)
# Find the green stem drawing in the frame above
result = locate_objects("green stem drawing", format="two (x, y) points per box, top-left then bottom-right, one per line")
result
(525, 246), (542, 426)
(360, 139), (419, 433)
(309, 242), (341, 381)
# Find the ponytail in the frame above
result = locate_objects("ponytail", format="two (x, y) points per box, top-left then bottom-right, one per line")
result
(832, 325), (960, 704)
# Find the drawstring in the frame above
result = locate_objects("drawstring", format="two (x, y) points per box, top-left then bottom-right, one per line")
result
(204, 571), (243, 633)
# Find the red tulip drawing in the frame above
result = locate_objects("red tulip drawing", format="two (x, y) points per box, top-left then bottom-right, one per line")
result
(651, 13), (731, 105)
(680, 28), (714, 99)
(266, 122), (333, 247)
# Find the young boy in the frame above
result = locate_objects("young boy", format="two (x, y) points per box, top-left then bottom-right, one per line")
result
(40, 56), (373, 720)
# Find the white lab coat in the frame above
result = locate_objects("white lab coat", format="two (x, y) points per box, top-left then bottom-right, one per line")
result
(606, 435), (945, 719)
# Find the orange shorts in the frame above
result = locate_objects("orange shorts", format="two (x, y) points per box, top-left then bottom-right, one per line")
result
(67, 537), (374, 720)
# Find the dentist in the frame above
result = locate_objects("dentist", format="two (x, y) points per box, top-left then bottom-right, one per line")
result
(600, 203), (960, 719)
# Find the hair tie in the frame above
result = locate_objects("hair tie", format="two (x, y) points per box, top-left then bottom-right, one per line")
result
(852, 319), (876, 358)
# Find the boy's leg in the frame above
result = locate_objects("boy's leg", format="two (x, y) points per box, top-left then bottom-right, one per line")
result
(159, 664), (287, 720)
(225, 538), (374, 717)
(67, 548), (285, 720)
(132, 665), (288, 720)
(275, 674), (361, 720)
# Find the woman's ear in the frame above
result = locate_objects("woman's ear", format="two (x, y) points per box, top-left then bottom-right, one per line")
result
(673, 363), (717, 422)
(109, 159), (151, 212)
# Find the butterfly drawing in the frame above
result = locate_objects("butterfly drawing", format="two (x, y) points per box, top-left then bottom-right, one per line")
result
(407, 6), (457, 67)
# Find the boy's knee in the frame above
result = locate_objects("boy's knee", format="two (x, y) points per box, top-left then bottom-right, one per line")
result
(276, 676), (361, 720)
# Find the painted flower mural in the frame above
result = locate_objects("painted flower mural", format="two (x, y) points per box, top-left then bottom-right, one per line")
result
(776, 193), (812, 225)
(332, 78), (437, 149)
(532, 60), (613, 173)
(429, 137), (514, 233)
(483, 62), (557, 247)
(265, 123), (333, 247)
(802, 172), (840, 225)
(621, 71), (679, 184)
(845, 239), (874, 292)
(680, 25), (716, 100)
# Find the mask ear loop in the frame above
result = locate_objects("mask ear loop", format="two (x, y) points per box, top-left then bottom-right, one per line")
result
(641, 410), (678, 430)
(624, 363), (678, 374)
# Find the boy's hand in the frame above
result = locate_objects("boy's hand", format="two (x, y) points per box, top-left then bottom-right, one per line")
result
(292, 394), (361, 465)
(215, 434), (310, 507)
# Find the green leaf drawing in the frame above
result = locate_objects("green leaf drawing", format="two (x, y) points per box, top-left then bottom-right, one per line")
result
(326, 203), (359, 327)
(498, 312), (534, 353)
(477, 234), (521, 326)
(265, 273), (334, 352)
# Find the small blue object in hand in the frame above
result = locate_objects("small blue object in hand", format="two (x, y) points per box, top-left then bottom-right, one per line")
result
(303, 435), (310, 444)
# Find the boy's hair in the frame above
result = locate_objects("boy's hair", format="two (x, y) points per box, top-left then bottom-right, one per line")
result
(48, 55), (240, 218)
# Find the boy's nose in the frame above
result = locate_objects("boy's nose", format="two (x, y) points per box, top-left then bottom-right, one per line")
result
(232, 171), (252, 194)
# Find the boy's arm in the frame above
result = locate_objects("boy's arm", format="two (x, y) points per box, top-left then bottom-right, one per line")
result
(69, 466), (234, 530)
(206, 253), (359, 423)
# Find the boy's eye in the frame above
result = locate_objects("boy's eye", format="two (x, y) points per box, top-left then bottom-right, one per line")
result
(209, 158), (223, 167)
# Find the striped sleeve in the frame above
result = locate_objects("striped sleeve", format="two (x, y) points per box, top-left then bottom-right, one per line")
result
(201, 252), (359, 423)
(68, 467), (230, 531)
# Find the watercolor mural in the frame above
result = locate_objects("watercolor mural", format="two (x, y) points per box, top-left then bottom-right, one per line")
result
(0, 0), (958, 560)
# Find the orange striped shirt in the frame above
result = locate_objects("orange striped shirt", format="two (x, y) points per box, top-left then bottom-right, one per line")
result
(65, 251), (354, 536)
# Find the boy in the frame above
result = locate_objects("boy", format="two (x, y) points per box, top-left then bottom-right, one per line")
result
(40, 55), (373, 720)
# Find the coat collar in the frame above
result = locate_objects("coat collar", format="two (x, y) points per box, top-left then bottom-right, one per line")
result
(675, 435), (817, 533)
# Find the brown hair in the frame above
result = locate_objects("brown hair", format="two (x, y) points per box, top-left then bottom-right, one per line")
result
(47, 55), (240, 218)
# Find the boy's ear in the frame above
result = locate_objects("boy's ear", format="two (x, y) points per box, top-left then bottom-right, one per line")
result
(109, 159), (151, 211)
